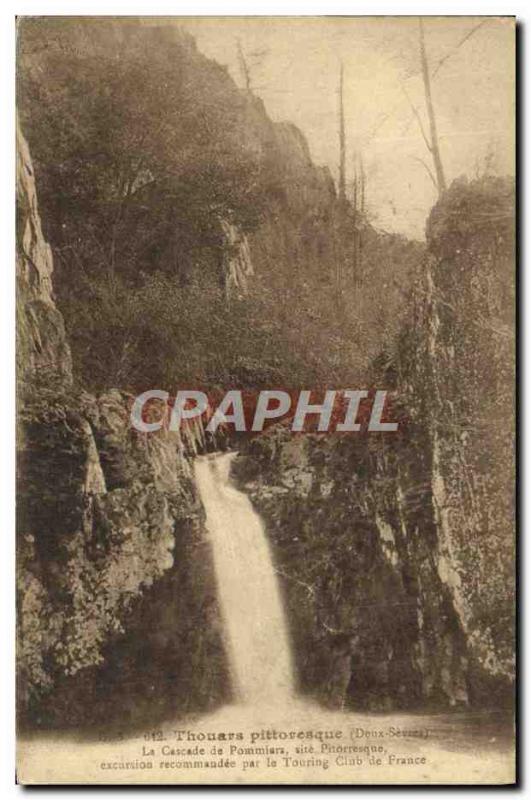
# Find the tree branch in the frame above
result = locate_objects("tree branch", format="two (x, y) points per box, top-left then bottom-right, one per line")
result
(401, 85), (432, 153)
(411, 155), (438, 190)
(432, 20), (489, 79)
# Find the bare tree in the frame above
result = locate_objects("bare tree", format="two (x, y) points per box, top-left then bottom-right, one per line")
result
(332, 61), (348, 304)
(338, 61), (346, 201)
(351, 151), (365, 311)
(401, 19), (487, 196)
(418, 18), (447, 195)
(237, 39), (252, 93)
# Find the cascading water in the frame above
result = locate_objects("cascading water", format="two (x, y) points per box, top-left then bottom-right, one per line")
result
(194, 452), (295, 706)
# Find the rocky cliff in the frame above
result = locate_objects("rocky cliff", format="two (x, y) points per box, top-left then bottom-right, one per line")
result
(16, 124), (229, 728)
(422, 177), (514, 682)
(16, 119), (72, 387)
(233, 176), (515, 713)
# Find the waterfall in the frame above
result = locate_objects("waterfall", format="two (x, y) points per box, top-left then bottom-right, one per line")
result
(194, 452), (295, 706)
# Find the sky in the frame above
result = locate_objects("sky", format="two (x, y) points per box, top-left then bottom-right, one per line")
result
(175, 16), (515, 240)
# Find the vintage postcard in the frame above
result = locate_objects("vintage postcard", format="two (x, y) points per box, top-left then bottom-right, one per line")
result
(16, 15), (515, 785)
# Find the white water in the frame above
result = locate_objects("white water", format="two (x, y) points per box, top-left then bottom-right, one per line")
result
(194, 452), (295, 706)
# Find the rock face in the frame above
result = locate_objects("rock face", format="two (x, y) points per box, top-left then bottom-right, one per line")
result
(16, 126), (229, 728)
(422, 177), (515, 682)
(16, 120), (72, 386)
(234, 176), (515, 713)
(220, 219), (254, 298)
(234, 430), (471, 712)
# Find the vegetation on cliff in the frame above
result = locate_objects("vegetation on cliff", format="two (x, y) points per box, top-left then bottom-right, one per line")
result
(18, 17), (422, 393)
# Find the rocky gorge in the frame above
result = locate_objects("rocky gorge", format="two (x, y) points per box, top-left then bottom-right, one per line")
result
(16, 19), (514, 731)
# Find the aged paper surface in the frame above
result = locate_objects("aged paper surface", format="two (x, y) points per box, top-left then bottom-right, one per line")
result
(16, 16), (515, 785)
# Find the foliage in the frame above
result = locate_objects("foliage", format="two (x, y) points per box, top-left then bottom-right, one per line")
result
(18, 19), (265, 289)
(17, 18), (424, 395)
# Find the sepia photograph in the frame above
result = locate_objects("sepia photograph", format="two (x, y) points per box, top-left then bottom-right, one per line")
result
(14, 14), (515, 785)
